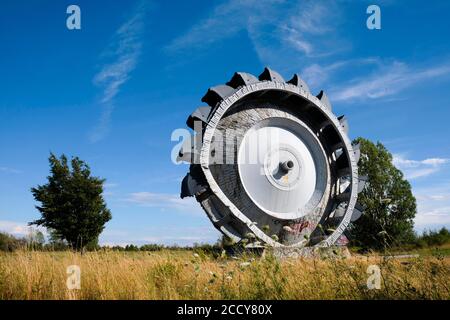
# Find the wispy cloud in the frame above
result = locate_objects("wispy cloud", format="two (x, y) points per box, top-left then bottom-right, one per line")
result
(165, 0), (279, 52)
(103, 182), (119, 189)
(90, 1), (148, 142)
(330, 61), (450, 102)
(166, 0), (450, 102)
(124, 192), (203, 215)
(393, 154), (450, 180)
(0, 166), (22, 174)
(166, 0), (344, 71)
(301, 58), (380, 89)
(102, 183), (119, 197)
(278, 0), (343, 58)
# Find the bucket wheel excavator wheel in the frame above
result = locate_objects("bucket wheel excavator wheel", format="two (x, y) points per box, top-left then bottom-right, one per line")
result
(178, 67), (367, 248)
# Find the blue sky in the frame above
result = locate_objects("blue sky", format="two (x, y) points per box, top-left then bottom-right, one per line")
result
(1, 0), (450, 246)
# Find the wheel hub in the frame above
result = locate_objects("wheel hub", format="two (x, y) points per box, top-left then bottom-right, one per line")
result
(237, 117), (328, 220)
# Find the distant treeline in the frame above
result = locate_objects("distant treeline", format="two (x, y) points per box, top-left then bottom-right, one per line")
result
(106, 243), (222, 254)
(0, 231), (222, 253)
(411, 227), (450, 247)
(1, 228), (449, 253)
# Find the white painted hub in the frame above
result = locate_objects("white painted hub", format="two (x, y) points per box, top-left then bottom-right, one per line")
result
(237, 117), (328, 220)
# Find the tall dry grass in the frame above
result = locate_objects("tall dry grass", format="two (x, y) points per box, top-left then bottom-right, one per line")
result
(0, 250), (448, 300)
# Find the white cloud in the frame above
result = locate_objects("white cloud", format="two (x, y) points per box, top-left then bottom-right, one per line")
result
(393, 154), (449, 180)
(0, 220), (47, 237)
(90, 2), (148, 142)
(413, 184), (450, 231)
(124, 192), (203, 215)
(414, 207), (450, 229)
(103, 183), (119, 188)
(331, 61), (450, 102)
(422, 158), (450, 166)
(429, 195), (450, 201)
(392, 155), (450, 231)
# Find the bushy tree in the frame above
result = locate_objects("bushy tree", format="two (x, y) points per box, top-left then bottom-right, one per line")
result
(30, 153), (111, 250)
(349, 138), (417, 249)
(0, 232), (26, 251)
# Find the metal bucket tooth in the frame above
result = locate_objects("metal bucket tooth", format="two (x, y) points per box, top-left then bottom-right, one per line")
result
(201, 85), (235, 107)
(353, 142), (361, 163)
(186, 106), (211, 129)
(181, 173), (198, 198)
(350, 202), (365, 222)
(181, 166), (207, 198)
(316, 90), (332, 112)
(287, 74), (310, 92)
(176, 134), (199, 163)
(338, 115), (349, 135)
(258, 67), (285, 82)
(333, 202), (347, 218)
(358, 175), (368, 193)
(226, 72), (258, 88)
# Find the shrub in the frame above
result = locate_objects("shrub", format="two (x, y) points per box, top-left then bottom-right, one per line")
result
(0, 232), (26, 252)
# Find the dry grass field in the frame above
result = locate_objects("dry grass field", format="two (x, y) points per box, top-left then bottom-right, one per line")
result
(0, 249), (449, 300)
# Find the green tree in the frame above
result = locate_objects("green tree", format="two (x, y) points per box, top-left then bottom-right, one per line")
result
(349, 138), (417, 249)
(26, 228), (45, 250)
(0, 232), (26, 252)
(30, 153), (111, 250)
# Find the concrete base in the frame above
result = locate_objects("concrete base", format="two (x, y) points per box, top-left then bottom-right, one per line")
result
(270, 246), (352, 259)
(226, 245), (352, 259)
